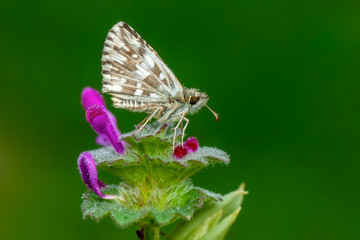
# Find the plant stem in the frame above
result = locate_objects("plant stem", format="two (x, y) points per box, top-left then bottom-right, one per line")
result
(143, 225), (160, 240)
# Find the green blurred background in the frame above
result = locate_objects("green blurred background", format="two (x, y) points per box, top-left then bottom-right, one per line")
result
(1, 0), (359, 239)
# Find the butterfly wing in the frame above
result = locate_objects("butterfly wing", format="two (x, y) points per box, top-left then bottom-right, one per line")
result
(101, 22), (184, 113)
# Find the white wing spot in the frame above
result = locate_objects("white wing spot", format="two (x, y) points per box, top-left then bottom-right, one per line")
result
(103, 46), (112, 52)
(136, 83), (142, 88)
(134, 89), (143, 96)
(113, 54), (127, 64)
(134, 64), (150, 80)
(104, 84), (122, 92)
(159, 72), (165, 80)
(112, 85), (123, 92)
(132, 54), (138, 58)
(150, 93), (161, 98)
(119, 78), (126, 84)
(144, 54), (154, 68)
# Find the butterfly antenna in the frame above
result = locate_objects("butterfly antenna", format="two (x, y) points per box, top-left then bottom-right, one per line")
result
(205, 104), (219, 121)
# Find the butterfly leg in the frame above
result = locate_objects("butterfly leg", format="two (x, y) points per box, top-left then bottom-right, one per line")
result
(172, 113), (186, 151)
(181, 117), (190, 146)
(136, 114), (151, 128)
(134, 107), (160, 135)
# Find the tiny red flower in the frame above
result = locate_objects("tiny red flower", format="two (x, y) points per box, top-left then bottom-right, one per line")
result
(173, 137), (200, 159)
(173, 145), (189, 159)
(184, 137), (199, 152)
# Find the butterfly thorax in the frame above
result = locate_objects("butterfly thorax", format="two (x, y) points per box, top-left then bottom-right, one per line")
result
(153, 88), (208, 123)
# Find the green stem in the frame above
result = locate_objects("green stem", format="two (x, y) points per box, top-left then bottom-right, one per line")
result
(143, 225), (160, 240)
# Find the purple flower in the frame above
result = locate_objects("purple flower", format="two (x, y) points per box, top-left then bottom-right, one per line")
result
(173, 137), (200, 159)
(81, 87), (106, 110)
(81, 87), (125, 154)
(78, 152), (115, 199)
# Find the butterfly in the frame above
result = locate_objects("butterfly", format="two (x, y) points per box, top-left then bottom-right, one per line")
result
(101, 22), (218, 149)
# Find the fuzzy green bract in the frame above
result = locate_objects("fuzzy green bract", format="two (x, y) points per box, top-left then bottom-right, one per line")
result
(81, 123), (229, 227)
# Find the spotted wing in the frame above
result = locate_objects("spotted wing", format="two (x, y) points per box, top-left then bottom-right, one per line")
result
(101, 22), (184, 112)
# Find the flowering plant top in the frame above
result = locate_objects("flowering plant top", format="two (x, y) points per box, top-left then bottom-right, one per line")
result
(77, 87), (245, 239)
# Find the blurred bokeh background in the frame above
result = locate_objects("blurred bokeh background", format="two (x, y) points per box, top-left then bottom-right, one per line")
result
(1, 0), (359, 239)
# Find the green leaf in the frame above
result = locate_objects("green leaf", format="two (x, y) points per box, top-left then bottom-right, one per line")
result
(168, 184), (247, 240)
(186, 209), (223, 240)
(193, 187), (223, 201)
(198, 208), (241, 240)
(81, 181), (223, 227)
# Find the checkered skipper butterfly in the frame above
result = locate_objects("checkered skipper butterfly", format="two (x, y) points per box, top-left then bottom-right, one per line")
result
(101, 22), (218, 149)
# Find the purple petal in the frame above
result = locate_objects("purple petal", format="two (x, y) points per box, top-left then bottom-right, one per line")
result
(81, 87), (124, 149)
(81, 87), (106, 110)
(81, 87), (109, 146)
(77, 152), (115, 199)
(93, 110), (119, 146)
(95, 134), (110, 146)
(86, 105), (125, 154)
(106, 110), (121, 139)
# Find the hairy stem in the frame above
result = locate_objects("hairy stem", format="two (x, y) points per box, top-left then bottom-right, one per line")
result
(143, 225), (160, 240)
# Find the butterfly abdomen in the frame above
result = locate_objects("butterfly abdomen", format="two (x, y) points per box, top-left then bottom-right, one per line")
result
(111, 97), (160, 112)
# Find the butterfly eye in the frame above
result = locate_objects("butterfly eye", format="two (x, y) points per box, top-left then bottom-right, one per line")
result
(190, 96), (199, 105)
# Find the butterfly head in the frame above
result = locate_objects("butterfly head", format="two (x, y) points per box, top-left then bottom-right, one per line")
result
(185, 88), (219, 121)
